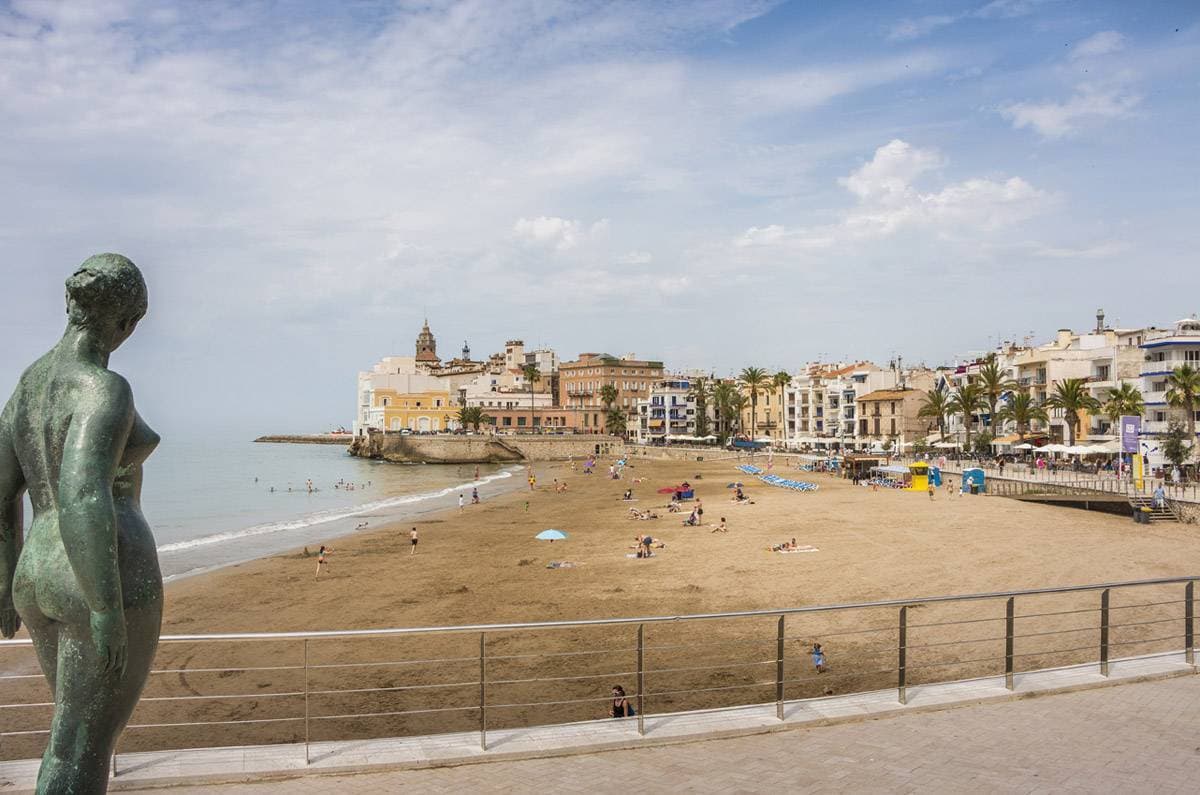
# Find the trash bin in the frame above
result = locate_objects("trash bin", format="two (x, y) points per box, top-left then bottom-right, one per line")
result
(970, 483), (980, 495)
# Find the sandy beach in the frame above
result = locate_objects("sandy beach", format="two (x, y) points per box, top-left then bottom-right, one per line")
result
(161, 454), (1199, 633)
(5, 453), (1199, 759)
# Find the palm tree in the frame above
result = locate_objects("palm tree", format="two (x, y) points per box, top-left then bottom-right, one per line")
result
(599, 383), (618, 411)
(917, 385), (951, 442)
(1044, 378), (1101, 447)
(711, 381), (736, 443)
(977, 357), (1017, 432)
(728, 392), (748, 439)
(738, 367), (769, 441)
(521, 363), (541, 433)
(995, 391), (1048, 442)
(1165, 364), (1200, 451)
(772, 370), (792, 443)
(689, 376), (711, 438)
(605, 407), (627, 437)
(1103, 381), (1144, 424)
(948, 382), (987, 451)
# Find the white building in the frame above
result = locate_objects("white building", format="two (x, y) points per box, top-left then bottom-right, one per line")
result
(1140, 316), (1200, 469)
(634, 377), (698, 444)
(784, 363), (905, 451)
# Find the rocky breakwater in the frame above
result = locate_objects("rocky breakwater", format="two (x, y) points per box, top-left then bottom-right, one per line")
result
(349, 430), (624, 464)
(254, 434), (354, 445)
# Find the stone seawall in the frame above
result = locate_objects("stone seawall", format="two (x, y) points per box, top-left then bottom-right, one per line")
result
(349, 432), (624, 464)
(254, 434), (353, 445)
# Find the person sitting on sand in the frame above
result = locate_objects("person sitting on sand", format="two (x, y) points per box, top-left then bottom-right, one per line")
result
(623, 489), (633, 501)
(683, 509), (699, 526)
(666, 502), (681, 513)
(711, 517), (728, 533)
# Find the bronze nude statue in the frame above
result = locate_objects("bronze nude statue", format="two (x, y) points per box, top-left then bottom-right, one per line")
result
(1, 254), (162, 793)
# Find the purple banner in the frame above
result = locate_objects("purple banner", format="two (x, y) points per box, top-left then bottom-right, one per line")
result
(1120, 415), (1141, 454)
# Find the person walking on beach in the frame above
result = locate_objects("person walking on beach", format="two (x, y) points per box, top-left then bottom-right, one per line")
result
(314, 545), (332, 579)
(927, 481), (935, 501)
(409, 528), (419, 555)
(472, 487), (480, 504)
(458, 493), (465, 511)
(812, 643), (826, 673)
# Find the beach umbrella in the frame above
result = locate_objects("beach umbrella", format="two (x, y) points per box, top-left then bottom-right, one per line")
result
(657, 487), (678, 494)
(536, 529), (567, 541)
(726, 482), (744, 488)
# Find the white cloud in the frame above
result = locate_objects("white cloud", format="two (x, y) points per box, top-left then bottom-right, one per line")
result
(1032, 240), (1126, 259)
(512, 216), (609, 251)
(736, 139), (1046, 248)
(1001, 86), (1140, 138)
(617, 250), (654, 265)
(1071, 30), (1125, 60)
(887, 15), (959, 42)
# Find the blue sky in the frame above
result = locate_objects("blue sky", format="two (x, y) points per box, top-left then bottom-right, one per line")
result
(1, 0), (1197, 434)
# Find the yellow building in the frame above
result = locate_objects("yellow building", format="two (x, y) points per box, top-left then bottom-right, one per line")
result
(373, 388), (457, 432)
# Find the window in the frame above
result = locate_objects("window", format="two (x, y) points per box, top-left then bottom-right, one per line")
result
(503, 416), (512, 426)
(517, 416), (526, 426)
(1187, 350), (1200, 363)
(890, 418), (897, 434)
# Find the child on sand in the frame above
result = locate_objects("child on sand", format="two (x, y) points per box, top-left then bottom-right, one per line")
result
(812, 643), (826, 673)
(314, 545), (332, 579)
(711, 517), (728, 533)
(409, 528), (419, 555)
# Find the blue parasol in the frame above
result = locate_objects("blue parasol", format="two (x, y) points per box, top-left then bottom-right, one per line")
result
(536, 529), (568, 541)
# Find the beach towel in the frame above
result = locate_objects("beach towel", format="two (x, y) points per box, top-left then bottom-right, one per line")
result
(776, 545), (819, 554)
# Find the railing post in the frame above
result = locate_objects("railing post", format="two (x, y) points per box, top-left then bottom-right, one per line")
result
(1100, 589), (1110, 677)
(111, 750), (117, 779)
(636, 624), (645, 736)
(479, 632), (487, 750)
(776, 615), (785, 720)
(303, 639), (310, 764)
(898, 605), (907, 704)
(1186, 581), (1194, 667)
(1005, 596), (1015, 690)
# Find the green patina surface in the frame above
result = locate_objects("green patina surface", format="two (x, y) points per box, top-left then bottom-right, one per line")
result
(0, 254), (162, 794)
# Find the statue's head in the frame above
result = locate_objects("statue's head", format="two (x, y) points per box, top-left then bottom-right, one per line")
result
(65, 253), (148, 351)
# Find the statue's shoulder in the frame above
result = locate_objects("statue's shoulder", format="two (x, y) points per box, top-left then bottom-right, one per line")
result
(68, 367), (134, 416)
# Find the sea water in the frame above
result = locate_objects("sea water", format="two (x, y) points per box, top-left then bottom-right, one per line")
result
(22, 432), (523, 581)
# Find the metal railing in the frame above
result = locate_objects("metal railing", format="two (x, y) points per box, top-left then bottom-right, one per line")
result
(1, 577), (1196, 770)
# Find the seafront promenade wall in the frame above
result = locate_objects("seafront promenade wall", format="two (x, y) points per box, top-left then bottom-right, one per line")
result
(254, 434), (353, 445)
(349, 431), (624, 464)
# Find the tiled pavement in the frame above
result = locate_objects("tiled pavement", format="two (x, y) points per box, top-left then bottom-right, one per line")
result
(163, 674), (1200, 794)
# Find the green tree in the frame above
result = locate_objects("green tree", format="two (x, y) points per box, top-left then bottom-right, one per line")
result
(1162, 421), (1191, 471)
(977, 357), (1017, 431)
(710, 381), (737, 443)
(599, 383), (618, 410)
(772, 370), (792, 443)
(738, 367), (769, 440)
(995, 391), (1049, 442)
(605, 407), (627, 438)
(521, 364), (541, 433)
(689, 376), (711, 438)
(1044, 378), (1101, 447)
(728, 392), (748, 438)
(973, 430), (995, 457)
(1165, 364), (1200, 454)
(918, 385), (951, 442)
(948, 382), (987, 451)
(1103, 381), (1145, 424)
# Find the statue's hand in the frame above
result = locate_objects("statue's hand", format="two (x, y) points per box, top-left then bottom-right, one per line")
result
(0, 595), (19, 639)
(90, 609), (127, 676)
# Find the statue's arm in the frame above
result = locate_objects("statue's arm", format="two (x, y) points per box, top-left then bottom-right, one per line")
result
(57, 375), (133, 619)
(0, 397), (25, 639)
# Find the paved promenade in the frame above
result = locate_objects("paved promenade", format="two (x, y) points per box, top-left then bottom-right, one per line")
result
(170, 675), (1200, 794)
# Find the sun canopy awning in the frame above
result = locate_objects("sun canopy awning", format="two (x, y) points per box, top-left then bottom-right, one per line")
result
(871, 464), (911, 474)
